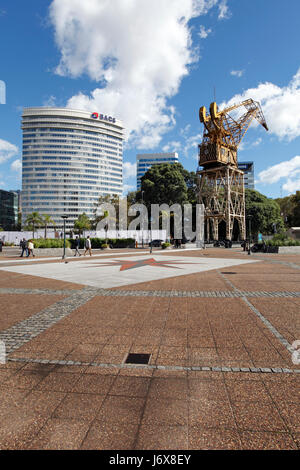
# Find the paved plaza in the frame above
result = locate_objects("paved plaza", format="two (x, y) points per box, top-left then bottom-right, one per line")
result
(0, 246), (299, 450)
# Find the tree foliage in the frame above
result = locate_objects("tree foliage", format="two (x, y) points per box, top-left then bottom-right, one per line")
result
(24, 211), (44, 238)
(245, 189), (284, 235)
(74, 213), (91, 235)
(140, 163), (189, 207)
(275, 191), (300, 227)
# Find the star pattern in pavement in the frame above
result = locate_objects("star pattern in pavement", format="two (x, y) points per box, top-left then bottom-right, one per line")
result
(85, 258), (198, 272)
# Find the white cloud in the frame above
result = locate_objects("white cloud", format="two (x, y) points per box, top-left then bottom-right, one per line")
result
(230, 70), (244, 78)
(123, 183), (135, 195)
(11, 159), (22, 174)
(0, 139), (18, 164)
(218, 0), (231, 20)
(43, 95), (57, 107)
(184, 133), (202, 159)
(252, 137), (262, 147)
(49, 0), (225, 149)
(221, 68), (300, 141)
(162, 141), (182, 152)
(257, 156), (300, 185)
(123, 161), (137, 180)
(257, 155), (300, 194)
(282, 177), (300, 194)
(198, 25), (212, 39)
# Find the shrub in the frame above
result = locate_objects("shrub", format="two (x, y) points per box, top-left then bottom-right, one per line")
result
(161, 242), (172, 249)
(266, 234), (300, 247)
(69, 237), (135, 249)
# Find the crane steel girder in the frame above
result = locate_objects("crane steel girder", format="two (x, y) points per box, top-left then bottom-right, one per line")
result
(197, 166), (245, 241)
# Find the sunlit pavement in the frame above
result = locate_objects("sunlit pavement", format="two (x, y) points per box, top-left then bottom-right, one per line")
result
(0, 247), (299, 449)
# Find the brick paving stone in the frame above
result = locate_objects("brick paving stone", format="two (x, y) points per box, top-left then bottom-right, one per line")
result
(27, 418), (90, 450)
(136, 424), (188, 450)
(239, 431), (298, 450)
(0, 248), (299, 449)
(189, 426), (242, 450)
(80, 421), (139, 450)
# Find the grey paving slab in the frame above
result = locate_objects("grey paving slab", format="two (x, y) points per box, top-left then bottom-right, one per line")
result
(0, 255), (260, 289)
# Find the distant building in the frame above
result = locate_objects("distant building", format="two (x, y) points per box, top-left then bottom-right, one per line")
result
(0, 189), (19, 230)
(21, 107), (124, 229)
(137, 152), (179, 189)
(238, 161), (254, 189)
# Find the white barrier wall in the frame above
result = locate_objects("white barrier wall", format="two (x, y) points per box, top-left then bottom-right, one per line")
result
(0, 230), (167, 245)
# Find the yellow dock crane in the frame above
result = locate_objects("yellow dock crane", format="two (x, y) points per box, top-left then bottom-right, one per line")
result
(197, 99), (268, 241)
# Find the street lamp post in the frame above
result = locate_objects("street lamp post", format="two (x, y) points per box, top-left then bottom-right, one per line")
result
(247, 215), (252, 256)
(141, 191), (144, 248)
(62, 215), (68, 259)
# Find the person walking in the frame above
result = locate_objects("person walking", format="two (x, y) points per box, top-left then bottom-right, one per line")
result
(0, 239), (3, 253)
(27, 240), (35, 257)
(74, 236), (81, 257)
(20, 238), (28, 257)
(84, 236), (92, 256)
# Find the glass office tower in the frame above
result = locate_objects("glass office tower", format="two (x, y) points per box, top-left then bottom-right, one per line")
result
(21, 108), (124, 229)
(137, 152), (179, 189)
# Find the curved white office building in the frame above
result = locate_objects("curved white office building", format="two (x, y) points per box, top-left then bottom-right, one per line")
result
(21, 107), (124, 229)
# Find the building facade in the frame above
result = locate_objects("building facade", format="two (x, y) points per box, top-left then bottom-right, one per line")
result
(238, 161), (254, 189)
(0, 189), (19, 230)
(136, 152), (179, 189)
(21, 108), (124, 229)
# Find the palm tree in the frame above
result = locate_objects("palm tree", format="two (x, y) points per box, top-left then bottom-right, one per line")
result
(24, 211), (43, 239)
(74, 213), (91, 237)
(42, 214), (55, 238)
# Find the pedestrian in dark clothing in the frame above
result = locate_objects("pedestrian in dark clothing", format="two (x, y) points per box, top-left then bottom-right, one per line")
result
(20, 238), (28, 257)
(0, 239), (3, 253)
(74, 236), (81, 256)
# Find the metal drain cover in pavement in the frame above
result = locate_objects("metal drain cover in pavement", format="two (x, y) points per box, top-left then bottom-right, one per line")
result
(125, 353), (151, 364)
(221, 272), (237, 274)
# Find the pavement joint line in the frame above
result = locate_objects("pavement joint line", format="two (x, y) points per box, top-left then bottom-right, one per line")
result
(0, 290), (99, 354)
(218, 270), (296, 356)
(0, 287), (299, 298)
(6, 356), (299, 374)
(251, 255), (300, 271)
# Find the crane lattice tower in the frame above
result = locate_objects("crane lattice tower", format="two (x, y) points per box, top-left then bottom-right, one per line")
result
(197, 99), (268, 241)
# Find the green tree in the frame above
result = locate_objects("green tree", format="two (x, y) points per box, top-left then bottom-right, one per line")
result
(24, 211), (44, 238)
(245, 189), (284, 235)
(42, 214), (55, 238)
(291, 191), (300, 226)
(74, 213), (91, 236)
(141, 163), (188, 207)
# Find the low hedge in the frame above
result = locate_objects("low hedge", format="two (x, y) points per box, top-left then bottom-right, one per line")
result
(69, 238), (135, 249)
(265, 234), (300, 246)
(32, 239), (71, 248)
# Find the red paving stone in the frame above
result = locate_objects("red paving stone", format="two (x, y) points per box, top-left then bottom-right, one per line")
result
(0, 248), (299, 449)
(0, 294), (66, 331)
(0, 270), (84, 290)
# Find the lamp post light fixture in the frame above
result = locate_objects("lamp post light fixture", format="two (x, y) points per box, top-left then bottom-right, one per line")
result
(61, 215), (68, 259)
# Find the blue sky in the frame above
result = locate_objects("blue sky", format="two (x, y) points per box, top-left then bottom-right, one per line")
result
(0, 0), (300, 198)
